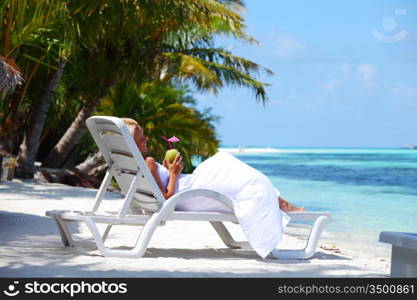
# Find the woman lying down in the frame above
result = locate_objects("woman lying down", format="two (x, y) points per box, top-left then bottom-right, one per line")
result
(122, 117), (306, 258)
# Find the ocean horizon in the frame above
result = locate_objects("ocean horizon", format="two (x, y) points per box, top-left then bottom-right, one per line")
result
(215, 146), (417, 253)
(220, 145), (416, 150)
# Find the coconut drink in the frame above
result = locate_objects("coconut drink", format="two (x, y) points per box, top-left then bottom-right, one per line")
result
(162, 136), (180, 163)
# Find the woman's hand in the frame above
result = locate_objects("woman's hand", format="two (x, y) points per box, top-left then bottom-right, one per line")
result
(164, 153), (183, 176)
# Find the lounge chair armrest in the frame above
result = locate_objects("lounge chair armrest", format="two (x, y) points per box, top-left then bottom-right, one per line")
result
(164, 188), (234, 211)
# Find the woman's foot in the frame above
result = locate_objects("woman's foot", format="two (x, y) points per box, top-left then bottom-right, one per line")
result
(290, 206), (306, 212)
(278, 197), (306, 212)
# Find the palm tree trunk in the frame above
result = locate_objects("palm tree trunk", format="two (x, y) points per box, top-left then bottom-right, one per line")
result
(75, 150), (102, 175)
(41, 96), (101, 168)
(15, 59), (66, 178)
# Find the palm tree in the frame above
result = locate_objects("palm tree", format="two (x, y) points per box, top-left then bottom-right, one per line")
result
(159, 0), (272, 101)
(13, 3), (76, 177)
(0, 0), (68, 95)
(0, 0), (69, 154)
(13, 0), (119, 175)
(14, 59), (67, 177)
(42, 0), (271, 169)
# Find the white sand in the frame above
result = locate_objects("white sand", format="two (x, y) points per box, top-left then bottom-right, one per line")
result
(219, 147), (283, 154)
(0, 180), (390, 277)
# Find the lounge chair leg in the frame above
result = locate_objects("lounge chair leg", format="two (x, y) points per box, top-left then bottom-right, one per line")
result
(53, 217), (76, 247)
(102, 225), (112, 243)
(272, 215), (330, 259)
(81, 217), (120, 257)
(81, 211), (164, 258)
(210, 222), (251, 249)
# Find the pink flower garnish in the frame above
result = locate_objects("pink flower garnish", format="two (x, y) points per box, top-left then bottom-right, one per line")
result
(168, 136), (180, 143)
(162, 136), (181, 149)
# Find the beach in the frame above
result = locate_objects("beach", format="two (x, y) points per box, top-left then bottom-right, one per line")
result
(0, 179), (389, 278)
(1, 0), (415, 283)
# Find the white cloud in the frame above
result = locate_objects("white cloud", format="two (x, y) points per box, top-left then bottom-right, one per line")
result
(357, 64), (376, 84)
(320, 63), (379, 96)
(322, 63), (350, 92)
(273, 32), (305, 59)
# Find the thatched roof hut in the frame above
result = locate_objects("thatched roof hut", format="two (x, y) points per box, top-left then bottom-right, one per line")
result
(0, 58), (24, 97)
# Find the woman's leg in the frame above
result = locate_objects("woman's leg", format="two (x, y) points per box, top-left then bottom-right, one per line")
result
(278, 197), (305, 212)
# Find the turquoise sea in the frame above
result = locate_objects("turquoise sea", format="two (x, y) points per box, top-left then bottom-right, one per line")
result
(220, 147), (417, 248)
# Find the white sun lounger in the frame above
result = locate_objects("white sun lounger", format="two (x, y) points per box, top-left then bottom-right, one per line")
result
(46, 116), (331, 259)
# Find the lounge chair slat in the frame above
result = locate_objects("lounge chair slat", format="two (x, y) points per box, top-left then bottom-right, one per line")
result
(97, 124), (122, 135)
(134, 193), (157, 204)
(111, 153), (138, 172)
(117, 173), (151, 191)
(102, 134), (131, 154)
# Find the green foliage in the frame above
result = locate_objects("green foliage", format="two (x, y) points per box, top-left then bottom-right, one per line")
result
(0, 0), (72, 93)
(1, 0), (273, 173)
(0, 0), (70, 58)
(95, 82), (220, 171)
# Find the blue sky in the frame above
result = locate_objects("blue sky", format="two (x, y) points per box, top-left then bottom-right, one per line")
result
(194, 0), (417, 148)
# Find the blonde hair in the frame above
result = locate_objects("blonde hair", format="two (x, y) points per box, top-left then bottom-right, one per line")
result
(121, 118), (141, 136)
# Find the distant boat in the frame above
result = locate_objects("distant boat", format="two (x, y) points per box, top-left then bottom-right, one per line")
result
(401, 144), (417, 149)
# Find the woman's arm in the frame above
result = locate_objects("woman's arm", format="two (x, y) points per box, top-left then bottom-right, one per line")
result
(145, 154), (183, 200)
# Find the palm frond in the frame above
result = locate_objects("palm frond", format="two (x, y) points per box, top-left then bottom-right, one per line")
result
(162, 51), (271, 103)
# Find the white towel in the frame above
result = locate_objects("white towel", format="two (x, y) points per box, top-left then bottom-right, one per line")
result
(175, 151), (290, 258)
